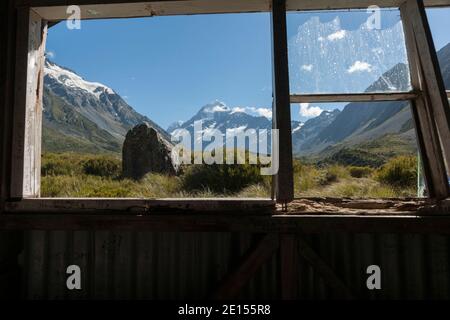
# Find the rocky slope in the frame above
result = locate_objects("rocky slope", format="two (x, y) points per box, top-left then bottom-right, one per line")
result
(43, 60), (168, 153)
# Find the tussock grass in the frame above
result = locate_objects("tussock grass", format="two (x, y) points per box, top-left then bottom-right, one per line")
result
(293, 158), (418, 198)
(41, 153), (419, 199)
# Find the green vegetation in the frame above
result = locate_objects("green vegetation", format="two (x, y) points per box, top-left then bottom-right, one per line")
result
(181, 150), (270, 194)
(292, 155), (418, 198)
(374, 155), (418, 188)
(42, 85), (123, 154)
(41, 152), (271, 198)
(41, 147), (420, 199)
(348, 166), (374, 178)
(82, 157), (121, 178)
(318, 133), (417, 168)
(320, 148), (385, 167)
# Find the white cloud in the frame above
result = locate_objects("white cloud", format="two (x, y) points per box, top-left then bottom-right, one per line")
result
(256, 108), (272, 118)
(231, 107), (246, 114)
(327, 30), (346, 41)
(347, 61), (373, 73)
(46, 51), (55, 59)
(247, 107), (272, 119)
(206, 105), (229, 113)
(299, 103), (323, 118)
(318, 36), (325, 42)
(301, 64), (313, 72)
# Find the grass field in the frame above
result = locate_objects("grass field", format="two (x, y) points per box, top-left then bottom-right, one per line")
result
(41, 152), (420, 198)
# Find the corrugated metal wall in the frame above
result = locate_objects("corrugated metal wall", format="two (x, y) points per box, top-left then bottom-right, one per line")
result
(17, 231), (450, 299)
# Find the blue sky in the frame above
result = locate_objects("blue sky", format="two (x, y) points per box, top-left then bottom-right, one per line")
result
(46, 8), (449, 128)
(46, 13), (272, 128)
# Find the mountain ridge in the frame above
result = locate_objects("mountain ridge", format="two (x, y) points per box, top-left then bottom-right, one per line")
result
(42, 41), (450, 158)
(43, 60), (169, 153)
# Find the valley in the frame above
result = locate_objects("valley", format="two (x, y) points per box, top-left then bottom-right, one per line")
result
(40, 42), (450, 198)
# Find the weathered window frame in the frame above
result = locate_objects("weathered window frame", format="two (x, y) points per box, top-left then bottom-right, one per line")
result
(1, 0), (450, 217)
(286, 0), (450, 200)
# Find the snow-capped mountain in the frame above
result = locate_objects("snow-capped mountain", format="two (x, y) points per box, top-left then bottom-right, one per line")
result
(41, 35), (450, 157)
(166, 120), (184, 134)
(43, 60), (167, 153)
(166, 101), (274, 152)
(292, 109), (341, 155)
(171, 40), (450, 157)
(45, 61), (116, 99)
(168, 101), (273, 134)
(167, 62), (419, 157)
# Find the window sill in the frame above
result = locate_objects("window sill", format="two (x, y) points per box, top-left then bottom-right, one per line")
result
(3, 198), (275, 215)
(1, 197), (450, 233)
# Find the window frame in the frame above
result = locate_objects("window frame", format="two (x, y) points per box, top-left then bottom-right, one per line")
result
(286, 0), (450, 200)
(1, 0), (450, 220)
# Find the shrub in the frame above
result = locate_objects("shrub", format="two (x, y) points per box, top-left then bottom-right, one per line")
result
(41, 159), (76, 176)
(136, 173), (183, 197)
(348, 166), (373, 178)
(375, 156), (418, 188)
(237, 182), (271, 198)
(180, 149), (267, 194)
(41, 175), (135, 197)
(324, 165), (349, 183)
(41, 153), (83, 176)
(293, 160), (324, 192)
(182, 163), (263, 193)
(42, 153), (121, 177)
(82, 157), (121, 178)
(322, 148), (385, 167)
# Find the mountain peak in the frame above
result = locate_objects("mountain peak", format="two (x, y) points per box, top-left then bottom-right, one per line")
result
(200, 100), (230, 113)
(44, 59), (115, 98)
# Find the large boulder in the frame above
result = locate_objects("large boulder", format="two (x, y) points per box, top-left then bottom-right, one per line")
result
(122, 123), (178, 179)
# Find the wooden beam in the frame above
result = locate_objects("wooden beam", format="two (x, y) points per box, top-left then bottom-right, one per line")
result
(0, 0), (15, 206)
(400, 1), (449, 199)
(297, 235), (355, 299)
(280, 234), (299, 299)
(14, 0), (450, 20)
(11, 8), (46, 199)
(287, 0), (450, 11)
(409, 99), (438, 197)
(403, 0), (450, 196)
(4, 198), (275, 214)
(35, 21), (47, 198)
(290, 92), (419, 104)
(10, 7), (29, 199)
(271, 0), (294, 203)
(31, 0), (271, 20)
(211, 233), (279, 299)
(2, 206), (450, 232)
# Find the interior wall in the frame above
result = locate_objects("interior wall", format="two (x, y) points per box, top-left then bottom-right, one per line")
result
(19, 231), (450, 300)
(2, 0), (450, 301)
